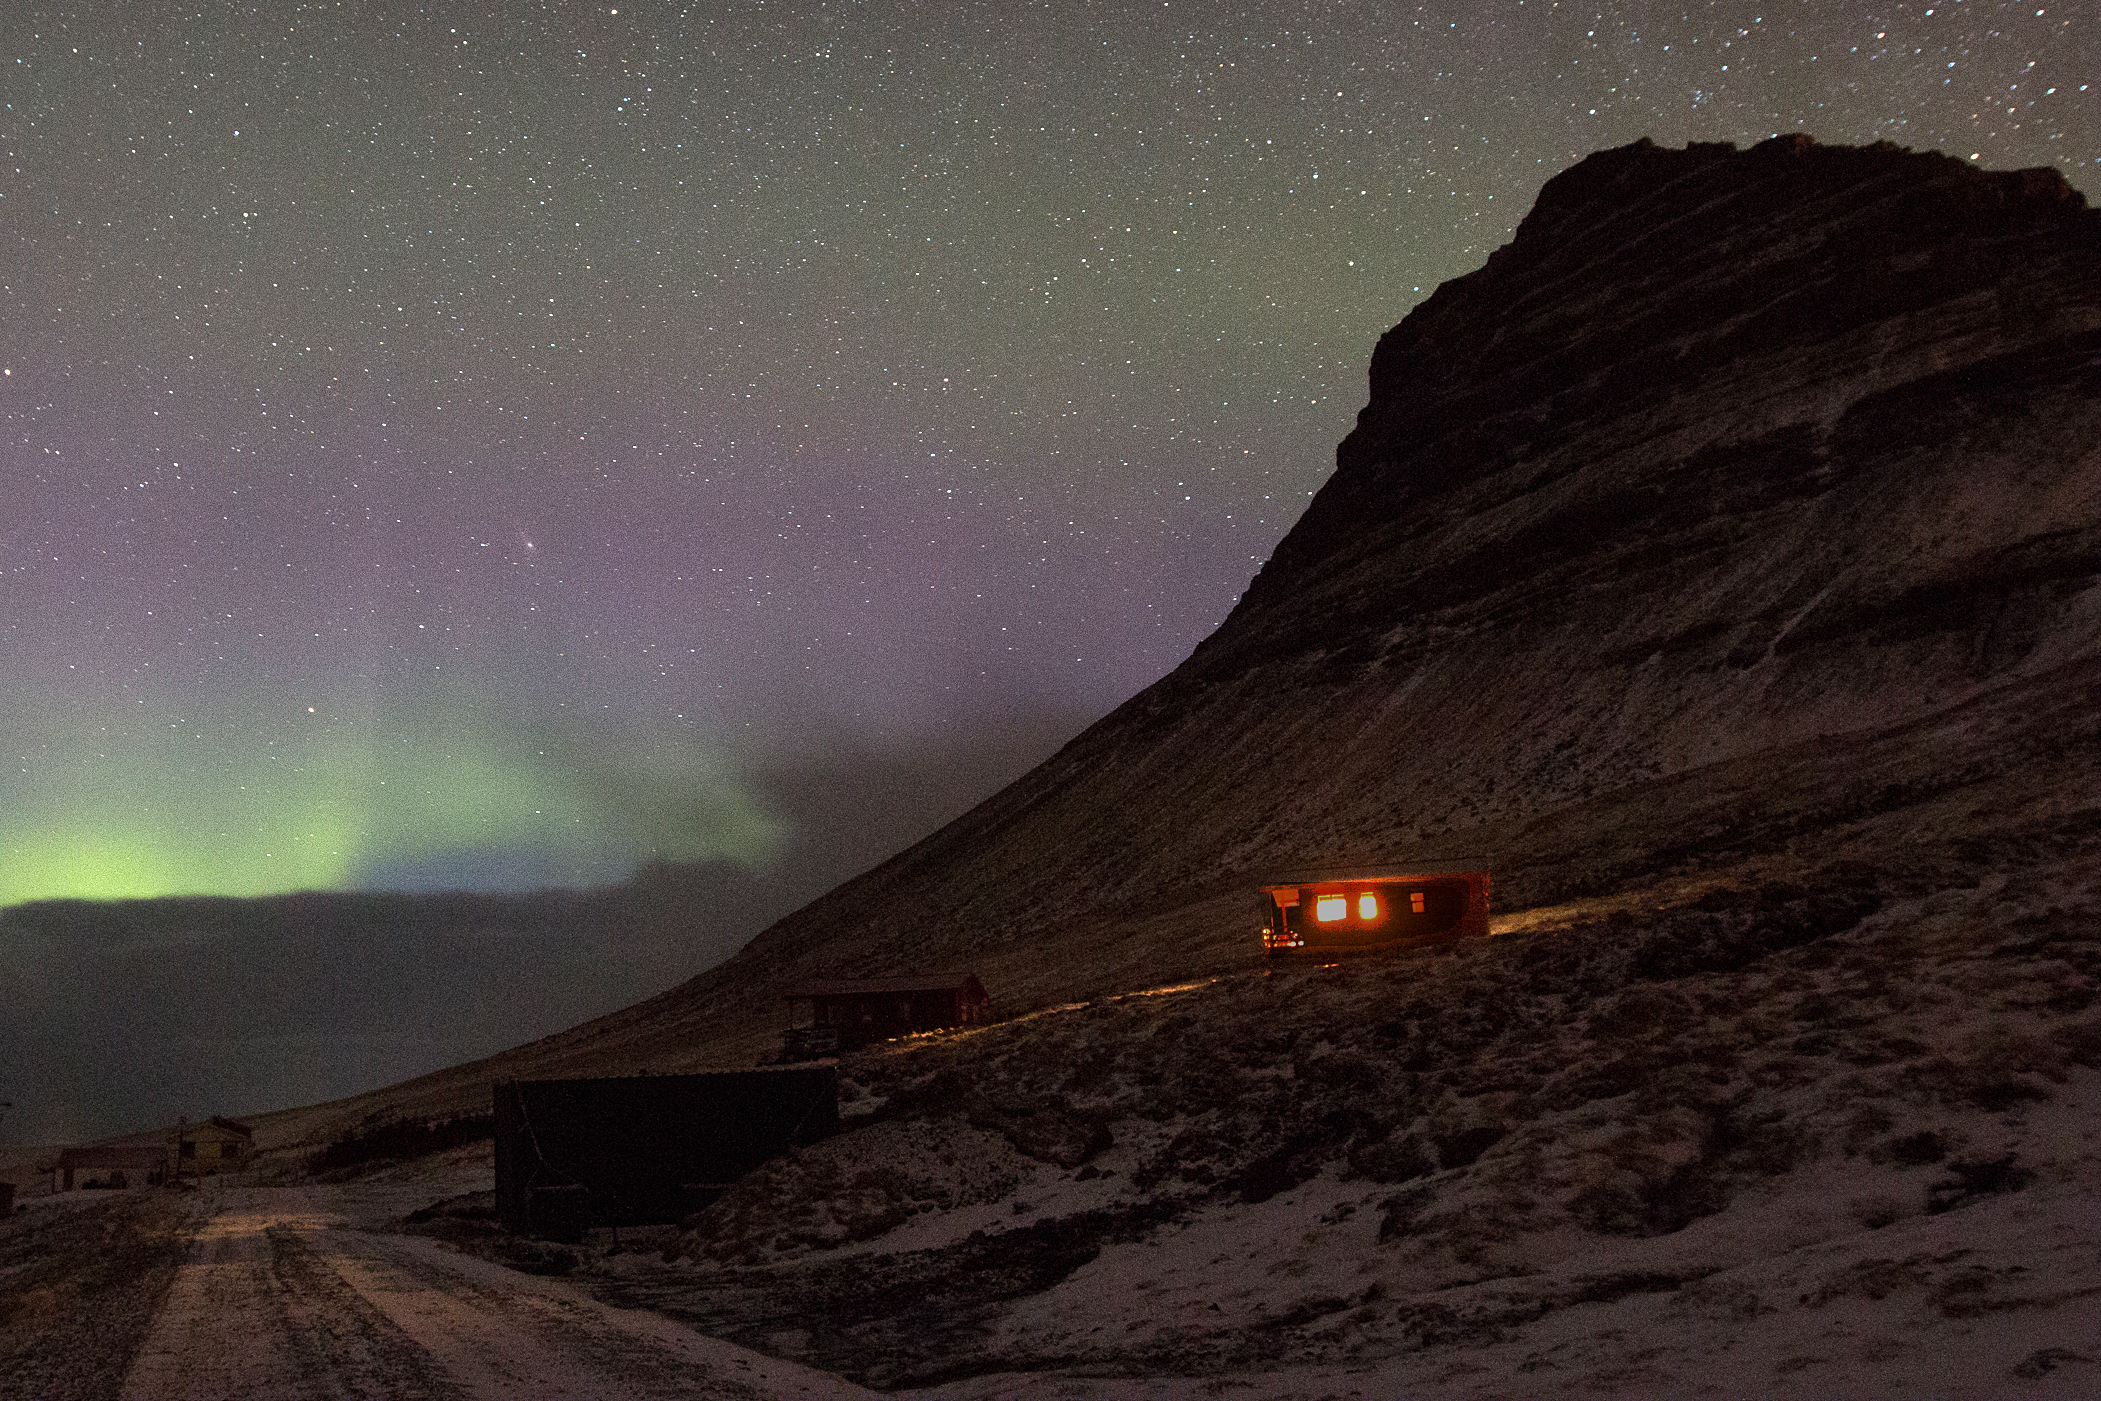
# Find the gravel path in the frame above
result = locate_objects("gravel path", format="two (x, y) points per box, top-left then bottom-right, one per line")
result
(117, 1188), (872, 1400)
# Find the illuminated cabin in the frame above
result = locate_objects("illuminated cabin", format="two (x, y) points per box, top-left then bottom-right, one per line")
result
(1261, 870), (1491, 954)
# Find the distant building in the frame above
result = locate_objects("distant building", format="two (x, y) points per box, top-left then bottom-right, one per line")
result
(33, 1115), (256, 1193)
(779, 972), (991, 1059)
(167, 1116), (254, 1181)
(45, 1128), (171, 1191)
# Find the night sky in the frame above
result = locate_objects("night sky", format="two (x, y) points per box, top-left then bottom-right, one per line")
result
(5, 1), (2093, 907)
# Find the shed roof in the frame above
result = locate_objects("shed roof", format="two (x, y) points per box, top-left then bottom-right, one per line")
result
(782, 972), (987, 1001)
(179, 1115), (254, 1139)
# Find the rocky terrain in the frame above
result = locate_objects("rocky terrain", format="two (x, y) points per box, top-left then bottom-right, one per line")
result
(0, 1191), (196, 1401)
(378, 830), (2093, 1396)
(11, 135), (2096, 1397)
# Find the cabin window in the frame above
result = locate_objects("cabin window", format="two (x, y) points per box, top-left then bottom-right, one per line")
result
(1316, 895), (1347, 922)
(1411, 891), (1426, 913)
(1357, 893), (1378, 919)
(180, 1142), (195, 1159)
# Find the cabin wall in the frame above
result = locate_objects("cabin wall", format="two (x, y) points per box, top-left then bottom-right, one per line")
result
(1265, 871), (1491, 951)
(168, 1126), (252, 1179)
(811, 991), (969, 1047)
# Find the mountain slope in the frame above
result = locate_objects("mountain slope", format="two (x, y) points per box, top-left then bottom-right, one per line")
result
(256, 134), (2099, 1145)
(212, 134), (2101, 1397)
(691, 132), (2099, 991)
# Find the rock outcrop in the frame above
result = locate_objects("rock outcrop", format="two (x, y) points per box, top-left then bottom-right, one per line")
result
(265, 136), (2100, 1128)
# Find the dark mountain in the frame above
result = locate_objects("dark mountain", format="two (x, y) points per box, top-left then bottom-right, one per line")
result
(0, 872), (774, 1145)
(733, 131), (2095, 976)
(322, 134), (2091, 1088)
(252, 135), (2096, 1135)
(189, 136), (2101, 1396)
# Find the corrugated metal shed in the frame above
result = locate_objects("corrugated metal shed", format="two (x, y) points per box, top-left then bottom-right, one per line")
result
(494, 1067), (837, 1238)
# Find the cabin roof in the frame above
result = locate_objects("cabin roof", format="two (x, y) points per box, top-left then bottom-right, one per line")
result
(1262, 869), (1489, 895)
(782, 972), (987, 1001)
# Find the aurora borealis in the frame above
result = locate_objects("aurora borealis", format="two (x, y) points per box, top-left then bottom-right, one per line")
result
(4, 2), (2093, 908)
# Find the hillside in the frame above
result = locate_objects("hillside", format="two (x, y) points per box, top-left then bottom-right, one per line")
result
(78, 133), (2088, 1396)
(247, 134), (2100, 1151)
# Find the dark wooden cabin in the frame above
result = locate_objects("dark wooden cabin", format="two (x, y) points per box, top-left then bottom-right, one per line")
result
(493, 1066), (837, 1240)
(779, 972), (991, 1059)
(1261, 870), (1491, 955)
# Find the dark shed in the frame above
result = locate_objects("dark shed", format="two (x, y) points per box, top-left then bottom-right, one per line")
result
(780, 972), (991, 1059)
(493, 1066), (837, 1238)
(47, 1128), (169, 1190)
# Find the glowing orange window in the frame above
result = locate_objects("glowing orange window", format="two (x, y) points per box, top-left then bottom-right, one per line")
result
(1315, 895), (1348, 922)
(1357, 893), (1378, 919)
(1410, 891), (1426, 913)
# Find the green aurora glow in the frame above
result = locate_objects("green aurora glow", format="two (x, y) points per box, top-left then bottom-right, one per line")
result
(2, 708), (784, 904)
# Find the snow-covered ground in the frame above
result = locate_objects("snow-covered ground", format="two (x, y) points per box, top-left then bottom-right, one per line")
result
(12, 851), (2092, 1399)
(1, 1160), (878, 1400)
(547, 855), (2101, 1398)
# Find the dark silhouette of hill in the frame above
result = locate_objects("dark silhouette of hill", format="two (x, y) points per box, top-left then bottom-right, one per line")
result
(0, 868), (774, 1144)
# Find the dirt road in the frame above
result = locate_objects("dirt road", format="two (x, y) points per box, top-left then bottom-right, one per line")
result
(117, 1188), (872, 1401)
